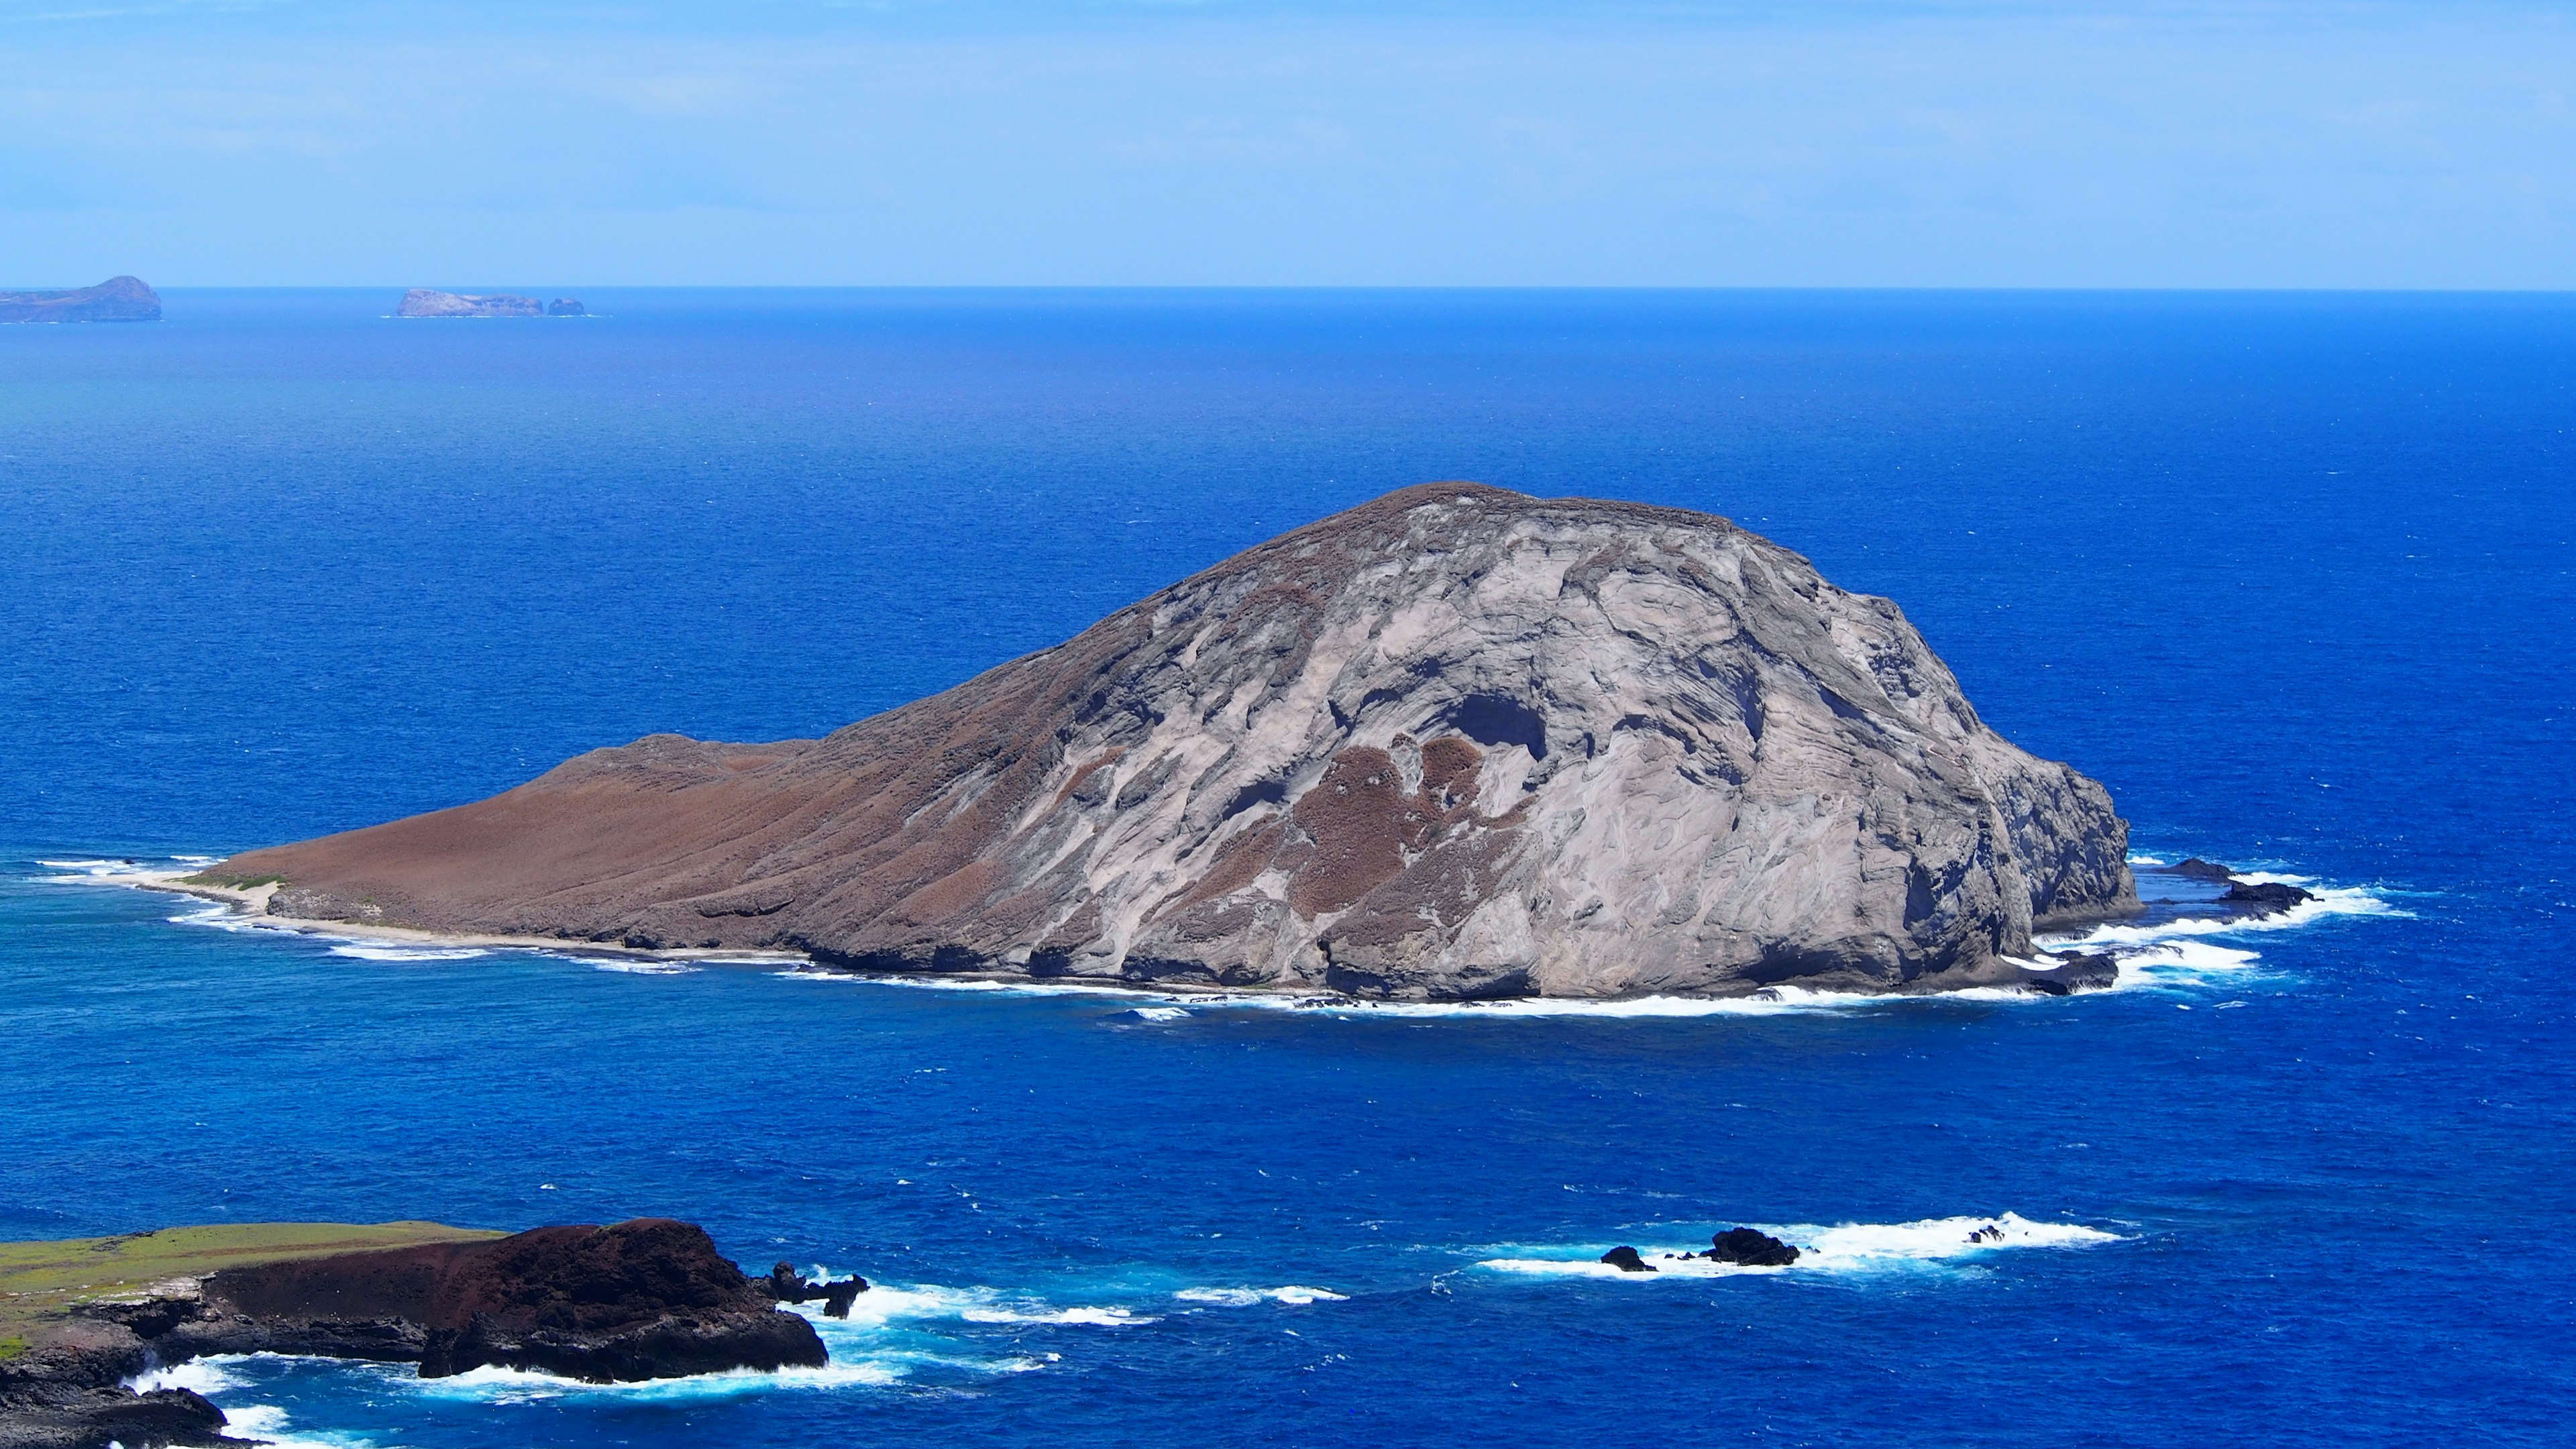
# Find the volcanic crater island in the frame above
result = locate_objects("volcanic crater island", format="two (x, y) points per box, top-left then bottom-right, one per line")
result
(180, 484), (2141, 999)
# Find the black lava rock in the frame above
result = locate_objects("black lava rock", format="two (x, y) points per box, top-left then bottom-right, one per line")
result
(1703, 1228), (1800, 1267)
(2168, 858), (2237, 881)
(2221, 881), (2313, 916)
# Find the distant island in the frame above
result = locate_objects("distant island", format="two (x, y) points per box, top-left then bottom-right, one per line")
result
(0, 277), (160, 324)
(396, 289), (585, 318)
(185, 484), (2141, 1001)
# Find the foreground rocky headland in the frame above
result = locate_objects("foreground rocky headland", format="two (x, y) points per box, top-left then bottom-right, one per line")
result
(0, 1218), (848, 1449)
(199, 483), (2139, 999)
(396, 289), (584, 317)
(0, 278), (160, 324)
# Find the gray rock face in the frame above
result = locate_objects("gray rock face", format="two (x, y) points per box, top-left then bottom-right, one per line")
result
(0, 276), (160, 323)
(215, 484), (2137, 998)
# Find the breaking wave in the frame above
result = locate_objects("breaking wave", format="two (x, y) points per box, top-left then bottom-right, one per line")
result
(1175, 1285), (1349, 1306)
(1477, 1212), (2121, 1281)
(327, 943), (491, 962)
(125, 1358), (364, 1449)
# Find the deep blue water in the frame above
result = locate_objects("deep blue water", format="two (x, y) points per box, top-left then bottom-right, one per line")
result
(2, 289), (2571, 1447)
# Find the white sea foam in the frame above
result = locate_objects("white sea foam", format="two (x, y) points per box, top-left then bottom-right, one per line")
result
(790, 1278), (1157, 1331)
(1118, 1006), (1191, 1022)
(1175, 1285), (1349, 1307)
(572, 957), (701, 975)
(124, 1358), (371, 1449)
(126, 1358), (243, 1395)
(327, 943), (491, 962)
(1477, 1212), (2120, 1281)
(2049, 882), (2396, 952)
(402, 1357), (904, 1405)
(34, 856), (199, 881)
(961, 1303), (1157, 1326)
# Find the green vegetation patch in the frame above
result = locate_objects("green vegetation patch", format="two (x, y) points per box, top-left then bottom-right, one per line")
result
(0, 1221), (505, 1340)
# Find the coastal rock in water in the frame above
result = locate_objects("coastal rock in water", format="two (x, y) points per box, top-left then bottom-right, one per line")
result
(0, 1320), (233, 1449)
(2020, 951), (2118, 997)
(190, 1218), (824, 1382)
(1701, 1228), (1800, 1267)
(2166, 858), (2237, 881)
(1599, 1246), (1655, 1273)
(763, 1262), (868, 1318)
(547, 297), (586, 316)
(396, 288), (544, 318)
(0, 1218), (834, 1443)
(0, 276), (161, 324)
(2220, 881), (2312, 916)
(209, 484), (2138, 999)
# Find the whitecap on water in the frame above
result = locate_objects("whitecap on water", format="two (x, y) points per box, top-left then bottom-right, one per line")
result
(1477, 1212), (2121, 1281)
(961, 1303), (1157, 1326)
(1175, 1285), (1349, 1307)
(2051, 881), (2397, 953)
(126, 1358), (244, 1395)
(402, 1357), (904, 1405)
(326, 944), (490, 962)
(571, 957), (700, 975)
(798, 1278), (1161, 1331)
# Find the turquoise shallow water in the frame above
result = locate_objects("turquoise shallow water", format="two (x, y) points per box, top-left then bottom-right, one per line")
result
(2, 289), (2571, 1446)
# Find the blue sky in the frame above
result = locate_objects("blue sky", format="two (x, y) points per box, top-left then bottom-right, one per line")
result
(2, 1), (2569, 286)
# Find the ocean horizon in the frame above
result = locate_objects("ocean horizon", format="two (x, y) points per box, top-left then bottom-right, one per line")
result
(4, 286), (2569, 1446)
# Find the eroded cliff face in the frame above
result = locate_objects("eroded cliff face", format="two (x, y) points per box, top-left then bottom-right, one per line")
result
(215, 484), (2136, 998)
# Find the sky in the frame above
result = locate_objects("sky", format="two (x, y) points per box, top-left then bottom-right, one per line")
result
(1, 1), (2569, 288)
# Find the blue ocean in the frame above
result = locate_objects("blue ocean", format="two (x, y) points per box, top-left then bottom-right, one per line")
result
(3, 289), (2570, 1447)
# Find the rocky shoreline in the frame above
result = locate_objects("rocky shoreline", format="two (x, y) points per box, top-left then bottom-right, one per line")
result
(0, 1220), (848, 1449)
(122, 871), (2131, 1001)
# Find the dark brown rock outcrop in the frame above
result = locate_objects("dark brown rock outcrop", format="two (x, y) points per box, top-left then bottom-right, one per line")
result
(0, 277), (160, 324)
(209, 484), (2137, 998)
(0, 1321), (229, 1449)
(179, 1218), (824, 1381)
(0, 1220), (826, 1446)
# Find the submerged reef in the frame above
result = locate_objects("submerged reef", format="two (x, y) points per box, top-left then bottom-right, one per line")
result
(205, 483), (2139, 1000)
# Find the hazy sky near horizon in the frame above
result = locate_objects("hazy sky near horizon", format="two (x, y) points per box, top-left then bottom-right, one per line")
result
(3, 1), (2570, 288)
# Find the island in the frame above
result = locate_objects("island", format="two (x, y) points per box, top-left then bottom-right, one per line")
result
(0, 1218), (837, 1448)
(183, 483), (2139, 1000)
(396, 290), (584, 318)
(0, 278), (161, 324)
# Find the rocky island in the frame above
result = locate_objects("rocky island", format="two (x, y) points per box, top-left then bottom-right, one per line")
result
(0, 278), (160, 324)
(396, 289), (584, 317)
(0, 1218), (836, 1449)
(192, 484), (2137, 999)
